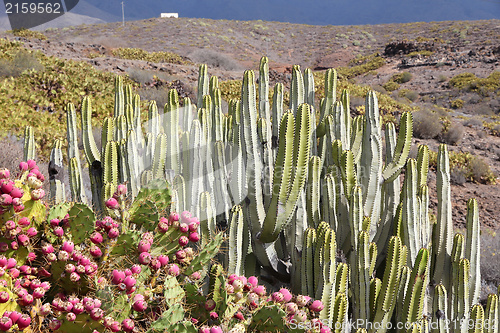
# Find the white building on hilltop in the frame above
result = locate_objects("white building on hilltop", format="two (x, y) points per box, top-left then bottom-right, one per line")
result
(160, 13), (179, 18)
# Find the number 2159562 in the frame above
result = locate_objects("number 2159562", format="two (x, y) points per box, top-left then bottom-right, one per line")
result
(5, 2), (62, 14)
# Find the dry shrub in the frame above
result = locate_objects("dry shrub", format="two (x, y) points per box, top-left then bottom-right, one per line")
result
(189, 49), (242, 71)
(480, 229), (500, 286)
(126, 68), (173, 85)
(138, 86), (170, 107)
(441, 122), (464, 145)
(469, 156), (494, 183)
(412, 109), (443, 139)
(463, 117), (483, 128)
(0, 49), (44, 77)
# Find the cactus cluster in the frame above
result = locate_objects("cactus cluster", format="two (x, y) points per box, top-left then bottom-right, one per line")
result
(4, 57), (496, 332)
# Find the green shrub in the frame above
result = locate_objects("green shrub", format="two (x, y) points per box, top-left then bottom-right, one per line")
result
(337, 54), (385, 79)
(450, 98), (465, 109)
(392, 71), (413, 84)
(398, 89), (419, 102)
(382, 81), (400, 92)
(407, 50), (434, 57)
(8, 28), (47, 40)
(112, 47), (190, 65)
(441, 122), (465, 145)
(412, 109), (443, 139)
(0, 49), (44, 77)
(449, 72), (500, 94)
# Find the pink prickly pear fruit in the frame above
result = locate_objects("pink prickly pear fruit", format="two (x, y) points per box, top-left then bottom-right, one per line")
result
(309, 300), (324, 312)
(122, 318), (135, 332)
(107, 227), (119, 239)
(209, 312), (218, 320)
(9, 268), (19, 278)
(58, 250), (70, 261)
(132, 294), (144, 303)
(178, 235), (189, 247)
(167, 264), (180, 277)
(90, 232), (104, 244)
(19, 162), (28, 172)
(49, 218), (60, 227)
(204, 299), (216, 311)
(115, 184), (127, 197)
(27, 160), (36, 170)
(84, 299), (95, 312)
(320, 327), (332, 333)
(49, 319), (61, 330)
(285, 302), (298, 314)
(18, 217), (30, 227)
(0, 243), (8, 253)
(0, 168), (9, 179)
(39, 303), (51, 316)
(90, 308), (104, 320)
(105, 198), (119, 210)
(0, 291), (9, 303)
(130, 264), (141, 275)
(53, 226), (64, 237)
(252, 285), (266, 296)
(178, 223), (189, 233)
(0, 316), (13, 331)
(210, 326), (223, 333)
(170, 212), (181, 223)
(296, 295), (311, 307)
(72, 302), (85, 315)
(0, 194), (12, 206)
(30, 188), (45, 200)
(13, 203), (24, 212)
(138, 252), (151, 265)
(90, 245), (102, 258)
(70, 272), (80, 282)
(33, 287), (45, 299)
(112, 270), (126, 284)
(248, 276), (258, 287)
(17, 234), (29, 247)
(66, 312), (77, 322)
(19, 265), (31, 275)
(149, 258), (161, 270)
(5, 220), (16, 230)
(158, 220), (169, 233)
(9, 187), (24, 199)
(188, 221), (198, 232)
(0, 180), (13, 194)
(9, 311), (21, 324)
(10, 241), (18, 250)
(61, 241), (75, 253)
(6, 258), (16, 269)
(137, 240), (151, 253)
(132, 300), (147, 312)
(109, 321), (121, 332)
(190, 271), (202, 281)
(123, 276), (136, 290)
(41, 243), (54, 254)
(26, 228), (37, 238)
(22, 294), (35, 307)
(188, 232), (200, 243)
(199, 327), (211, 333)
(234, 311), (245, 321)
(157, 255), (169, 267)
(279, 288), (293, 302)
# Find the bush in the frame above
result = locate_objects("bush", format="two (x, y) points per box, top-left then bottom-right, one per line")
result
(189, 49), (242, 71)
(449, 71), (500, 95)
(412, 109), (443, 139)
(469, 156), (496, 183)
(463, 117), (483, 128)
(398, 89), (419, 102)
(441, 122), (465, 145)
(0, 49), (44, 77)
(481, 229), (500, 285)
(392, 71), (413, 84)
(450, 99), (464, 109)
(112, 48), (189, 65)
(382, 81), (400, 92)
(8, 28), (47, 40)
(126, 67), (173, 85)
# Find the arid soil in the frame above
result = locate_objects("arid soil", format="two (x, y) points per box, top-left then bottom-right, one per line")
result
(1, 17), (499, 229)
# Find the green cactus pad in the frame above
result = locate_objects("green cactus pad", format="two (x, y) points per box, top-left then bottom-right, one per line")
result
(248, 305), (288, 332)
(129, 199), (159, 231)
(129, 179), (172, 215)
(109, 230), (141, 257)
(57, 313), (105, 333)
(67, 203), (96, 244)
(183, 232), (224, 276)
(149, 304), (185, 330)
(164, 275), (185, 307)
